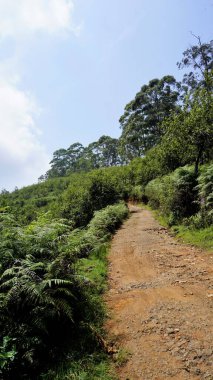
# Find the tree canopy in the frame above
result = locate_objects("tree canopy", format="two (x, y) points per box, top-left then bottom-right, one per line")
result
(118, 75), (180, 162)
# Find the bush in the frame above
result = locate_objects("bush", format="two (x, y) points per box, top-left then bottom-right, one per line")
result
(145, 166), (199, 224)
(87, 203), (129, 241)
(196, 163), (213, 226)
(61, 170), (121, 227)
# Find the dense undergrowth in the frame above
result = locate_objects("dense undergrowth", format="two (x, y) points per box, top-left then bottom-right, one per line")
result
(0, 167), (133, 226)
(144, 163), (213, 251)
(0, 203), (128, 379)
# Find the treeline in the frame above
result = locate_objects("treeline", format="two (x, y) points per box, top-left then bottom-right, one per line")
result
(40, 136), (121, 179)
(42, 37), (213, 180)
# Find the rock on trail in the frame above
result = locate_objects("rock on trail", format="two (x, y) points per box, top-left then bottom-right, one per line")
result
(105, 206), (213, 380)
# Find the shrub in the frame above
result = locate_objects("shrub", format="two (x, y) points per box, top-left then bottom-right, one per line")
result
(196, 163), (213, 226)
(145, 166), (199, 224)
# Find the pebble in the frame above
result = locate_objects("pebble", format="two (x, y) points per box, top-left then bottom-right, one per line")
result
(177, 340), (185, 347)
(204, 349), (212, 356)
(166, 328), (179, 334)
(193, 368), (202, 375)
(204, 373), (212, 379)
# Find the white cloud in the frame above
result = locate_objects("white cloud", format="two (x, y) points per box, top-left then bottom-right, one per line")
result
(0, 0), (80, 190)
(0, 79), (50, 190)
(0, 0), (79, 38)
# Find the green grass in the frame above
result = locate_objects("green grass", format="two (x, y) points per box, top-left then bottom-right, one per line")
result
(173, 225), (213, 252)
(114, 348), (131, 367)
(77, 244), (109, 293)
(41, 354), (118, 380)
(148, 208), (169, 228)
(140, 204), (213, 252)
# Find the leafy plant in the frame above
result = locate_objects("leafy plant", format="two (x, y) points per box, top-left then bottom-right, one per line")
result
(0, 336), (17, 370)
(197, 163), (213, 225)
(145, 166), (199, 224)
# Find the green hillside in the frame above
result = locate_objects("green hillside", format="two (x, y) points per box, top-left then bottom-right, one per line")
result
(0, 38), (212, 379)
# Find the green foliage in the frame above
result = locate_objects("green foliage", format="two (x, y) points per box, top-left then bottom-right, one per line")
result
(47, 143), (85, 178)
(160, 85), (213, 174)
(61, 170), (123, 226)
(0, 336), (17, 371)
(0, 203), (128, 379)
(0, 37), (212, 380)
(86, 135), (121, 168)
(177, 37), (213, 92)
(130, 146), (170, 185)
(0, 253), (83, 378)
(145, 166), (199, 224)
(173, 225), (213, 251)
(0, 213), (24, 272)
(77, 246), (108, 294)
(128, 185), (145, 203)
(145, 162), (213, 234)
(119, 75), (180, 161)
(46, 136), (121, 179)
(114, 348), (131, 367)
(0, 177), (72, 224)
(87, 203), (128, 240)
(0, 166), (132, 230)
(195, 163), (213, 226)
(41, 353), (117, 380)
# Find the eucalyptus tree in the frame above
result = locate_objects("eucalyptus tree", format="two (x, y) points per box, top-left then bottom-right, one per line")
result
(66, 142), (85, 173)
(47, 148), (69, 178)
(119, 75), (180, 162)
(47, 143), (85, 178)
(89, 135), (120, 167)
(177, 36), (213, 93)
(174, 37), (213, 173)
(159, 83), (213, 174)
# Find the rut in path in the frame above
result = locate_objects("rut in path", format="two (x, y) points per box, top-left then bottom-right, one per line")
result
(105, 206), (213, 380)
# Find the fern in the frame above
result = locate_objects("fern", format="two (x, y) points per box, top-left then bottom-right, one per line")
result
(197, 164), (213, 224)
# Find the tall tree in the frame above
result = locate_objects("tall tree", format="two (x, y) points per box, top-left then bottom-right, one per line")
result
(119, 75), (180, 162)
(160, 85), (213, 174)
(175, 37), (213, 173)
(91, 135), (120, 167)
(177, 36), (213, 93)
(47, 148), (69, 177)
(46, 143), (85, 178)
(66, 143), (85, 173)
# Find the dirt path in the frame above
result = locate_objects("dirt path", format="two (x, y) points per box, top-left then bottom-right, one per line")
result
(105, 206), (213, 380)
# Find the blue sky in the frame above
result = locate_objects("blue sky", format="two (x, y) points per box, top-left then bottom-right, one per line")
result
(0, 0), (212, 190)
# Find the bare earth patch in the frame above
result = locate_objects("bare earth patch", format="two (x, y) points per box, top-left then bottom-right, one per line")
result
(105, 206), (213, 380)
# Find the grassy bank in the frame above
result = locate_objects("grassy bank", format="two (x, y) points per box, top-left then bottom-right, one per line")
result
(172, 225), (213, 251)
(144, 205), (213, 252)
